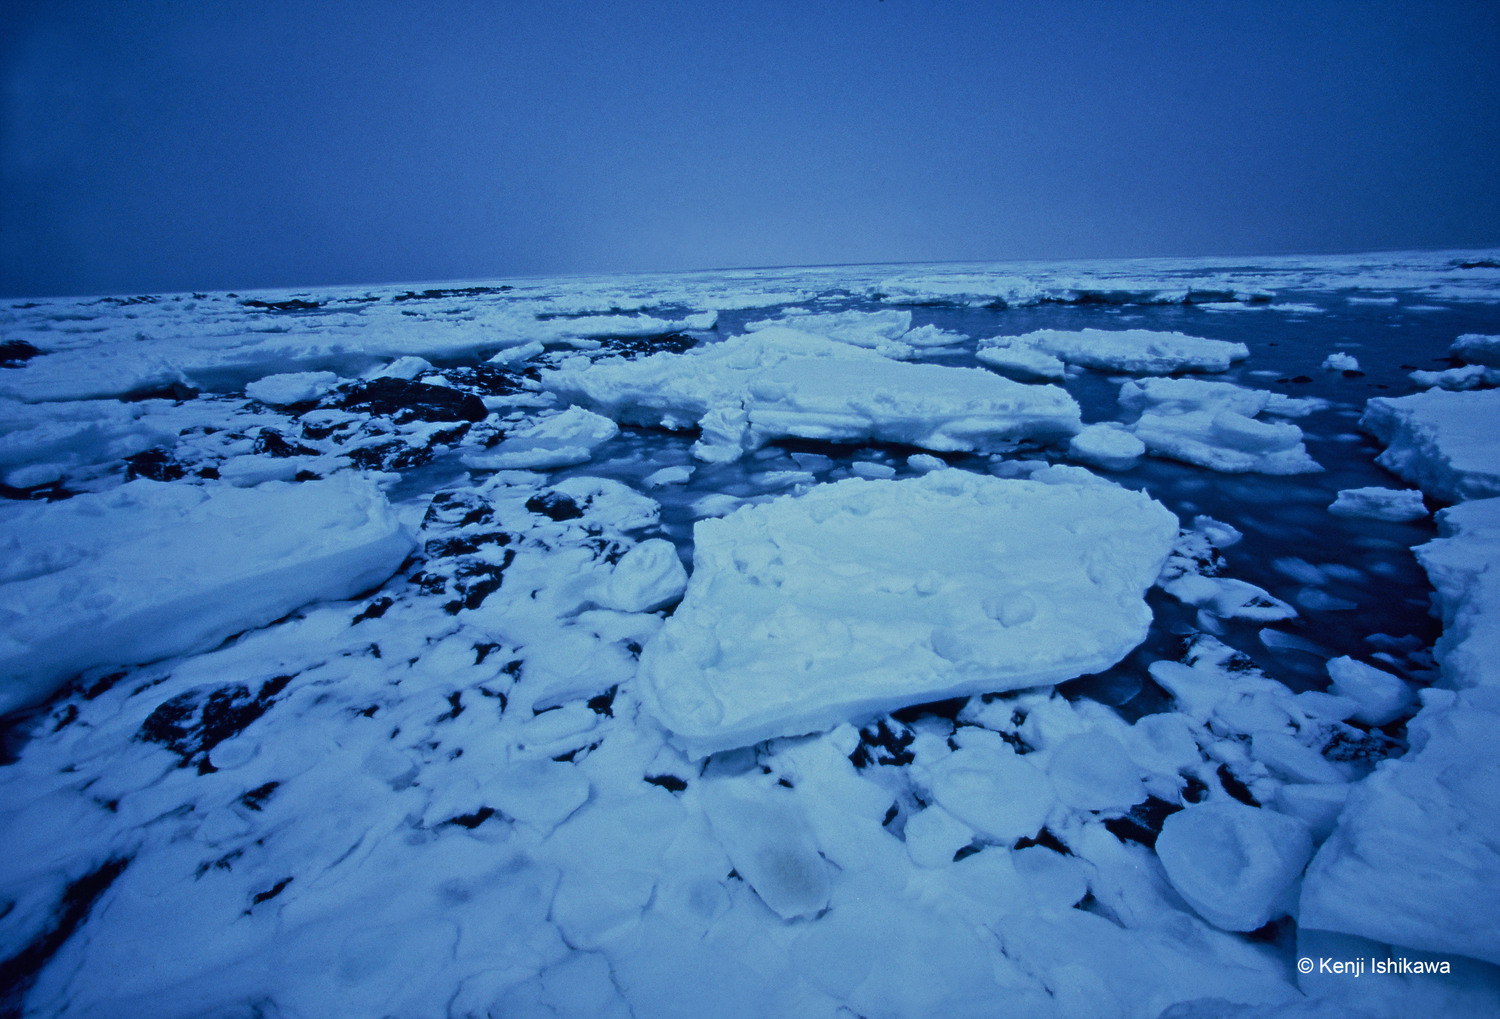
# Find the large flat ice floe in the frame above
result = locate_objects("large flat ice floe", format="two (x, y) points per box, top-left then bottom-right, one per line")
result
(542, 329), (1081, 462)
(638, 471), (1179, 756)
(0, 475), (414, 714)
(1361, 388), (1500, 503)
(978, 328), (1248, 375)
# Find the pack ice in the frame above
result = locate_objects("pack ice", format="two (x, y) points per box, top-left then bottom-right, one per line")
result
(0, 475), (414, 713)
(1361, 388), (1500, 503)
(978, 328), (1248, 376)
(639, 471), (1179, 756)
(542, 329), (1081, 462)
(1121, 377), (1322, 474)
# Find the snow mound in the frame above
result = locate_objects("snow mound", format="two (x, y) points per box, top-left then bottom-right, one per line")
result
(638, 472), (1178, 757)
(979, 328), (1248, 375)
(1328, 487), (1428, 522)
(1321, 352), (1360, 372)
(1121, 377), (1322, 474)
(0, 475), (415, 714)
(543, 328), (1081, 462)
(1156, 801), (1313, 932)
(1361, 389), (1500, 502)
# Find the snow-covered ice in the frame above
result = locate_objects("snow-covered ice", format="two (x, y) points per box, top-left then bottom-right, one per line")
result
(639, 471), (1178, 756)
(1361, 388), (1500, 502)
(979, 328), (1249, 375)
(1121, 377), (1322, 474)
(0, 474), (414, 714)
(542, 328), (1082, 462)
(1327, 486), (1428, 522)
(1156, 801), (1313, 932)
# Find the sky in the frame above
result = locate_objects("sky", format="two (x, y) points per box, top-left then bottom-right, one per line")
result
(2, 0), (1498, 298)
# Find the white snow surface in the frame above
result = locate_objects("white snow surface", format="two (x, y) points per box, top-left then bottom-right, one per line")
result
(244, 370), (339, 405)
(1361, 388), (1500, 502)
(1156, 801), (1313, 932)
(0, 475), (414, 714)
(638, 472), (1179, 757)
(542, 328), (1081, 462)
(979, 328), (1248, 375)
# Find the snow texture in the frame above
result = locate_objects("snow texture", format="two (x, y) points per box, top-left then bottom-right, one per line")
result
(1361, 389), (1500, 502)
(0, 475), (414, 714)
(639, 472), (1178, 757)
(541, 329), (1082, 463)
(979, 328), (1249, 374)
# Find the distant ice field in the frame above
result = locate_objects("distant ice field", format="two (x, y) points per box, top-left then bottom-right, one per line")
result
(1, 249), (1498, 1018)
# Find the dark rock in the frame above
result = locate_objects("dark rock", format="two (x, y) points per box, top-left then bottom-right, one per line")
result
(136, 675), (293, 772)
(601, 332), (699, 359)
(352, 597), (393, 624)
(0, 856), (132, 1010)
(0, 340), (42, 368)
(1216, 763), (1259, 806)
(391, 285), (512, 302)
(441, 363), (537, 397)
(121, 381), (198, 402)
(525, 491), (583, 522)
(442, 807), (497, 829)
(252, 429), (317, 458)
(241, 298), (321, 312)
(124, 448), (187, 482)
(346, 441), (432, 472)
(248, 877), (293, 907)
(587, 686), (618, 717)
(646, 774), (688, 793)
(1102, 796), (1183, 849)
(1014, 828), (1071, 855)
(849, 718), (915, 769)
(329, 377), (487, 424)
(239, 782), (279, 811)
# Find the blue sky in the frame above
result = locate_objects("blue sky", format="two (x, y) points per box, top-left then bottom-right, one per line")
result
(2, 0), (1497, 297)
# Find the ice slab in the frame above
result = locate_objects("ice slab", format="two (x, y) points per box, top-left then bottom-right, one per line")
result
(1328, 487), (1428, 522)
(1156, 801), (1313, 932)
(0, 476), (414, 713)
(460, 406), (619, 471)
(245, 370), (339, 405)
(638, 472), (1178, 757)
(1361, 388), (1500, 503)
(1068, 422), (1146, 471)
(1122, 377), (1322, 474)
(979, 328), (1248, 374)
(542, 329), (1081, 463)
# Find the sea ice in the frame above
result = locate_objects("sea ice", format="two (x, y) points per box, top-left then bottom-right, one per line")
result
(542, 328), (1081, 463)
(460, 405), (619, 470)
(1452, 332), (1500, 367)
(1155, 800), (1314, 932)
(1327, 487), (1428, 522)
(978, 328), (1249, 374)
(1325, 656), (1411, 727)
(244, 370), (339, 405)
(1361, 388), (1500, 502)
(1121, 377), (1322, 474)
(1067, 422), (1146, 471)
(0, 475), (414, 714)
(1321, 352), (1360, 372)
(638, 471), (1178, 756)
(1408, 364), (1500, 390)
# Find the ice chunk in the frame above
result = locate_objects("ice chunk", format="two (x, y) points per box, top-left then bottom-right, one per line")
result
(1122, 377), (1322, 475)
(1046, 732), (1147, 811)
(1321, 352), (1360, 372)
(369, 355), (434, 380)
(0, 476), (414, 714)
(542, 329), (1081, 463)
(639, 472), (1178, 756)
(1415, 498), (1500, 691)
(1326, 657), (1411, 727)
(595, 538), (687, 613)
(461, 406), (618, 470)
(1328, 487), (1428, 522)
(245, 370), (340, 405)
(698, 779), (831, 920)
(1452, 332), (1500, 367)
(1155, 801), (1314, 932)
(746, 308), (917, 358)
(1067, 423), (1146, 471)
(924, 743), (1057, 842)
(979, 328), (1248, 374)
(975, 345), (1067, 381)
(0, 398), (176, 488)
(642, 465), (693, 488)
(1362, 389), (1500, 503)
(1408, 364), (1500, 390)
(903, 804), (977, 868)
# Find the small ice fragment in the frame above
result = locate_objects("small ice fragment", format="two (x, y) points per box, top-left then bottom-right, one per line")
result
(1321, 352), (1360, 372)
(1326, 656), (1411, 727)
(851, 461), (896, 479)
(245, 370), (339, 405)
(1067, 423), (1145, 471)
(1327, 487), (1428, 522)
(1045, 732), (1146, 811)
(643, 465), (694, 488)
(597, 538), (687, 613)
